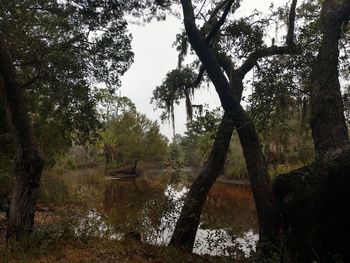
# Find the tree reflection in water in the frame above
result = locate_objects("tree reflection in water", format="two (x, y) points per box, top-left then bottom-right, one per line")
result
(101, 171), (258, 256)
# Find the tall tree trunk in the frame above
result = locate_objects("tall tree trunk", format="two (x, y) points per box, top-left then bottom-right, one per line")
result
(271, 2), (350, 260)
(0, 39), (44, 240)
(169, 0), (287, 252)
(310, 1), (349, 157)
(170, 106), (280, 252)
(169, 111), (235, 251)
(236, 113), (280, 244)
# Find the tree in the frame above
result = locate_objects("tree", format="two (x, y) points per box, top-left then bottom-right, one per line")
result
(0, 0), (177, 240)
(101, 111), (168, 168)
(272, 0), (350, 260)
(0, 0), (135, 159)
(0, 39), (44, 240)
(167, 0), (350, 260)
(151, 67), (201, 137)
(169, 0), (298, 253)
(309, 0), (349, 157)
(0, 0), (146, 240)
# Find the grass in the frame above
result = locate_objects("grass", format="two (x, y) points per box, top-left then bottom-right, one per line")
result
(39, 168), (106, 207)
(0, 214), (232, 263)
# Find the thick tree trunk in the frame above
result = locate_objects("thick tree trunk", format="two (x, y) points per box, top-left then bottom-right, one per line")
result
(0, 39), (44, 240)
(272, 3), (350, 260)
(169, 112), (235, 251)
(273, 145), (350, 261)
(310, 2), (349, 157)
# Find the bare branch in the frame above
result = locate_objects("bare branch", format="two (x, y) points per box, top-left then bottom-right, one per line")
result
(238, 46), (294, 78)
(195, 0), (208, 19)
(207, 0), (229, 23)
(205, 0), (236, 44)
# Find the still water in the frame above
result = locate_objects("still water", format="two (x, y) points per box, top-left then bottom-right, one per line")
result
(80, 170), (258, 256)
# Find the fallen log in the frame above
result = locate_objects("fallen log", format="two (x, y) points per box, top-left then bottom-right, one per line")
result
(106, 160), (140, 178)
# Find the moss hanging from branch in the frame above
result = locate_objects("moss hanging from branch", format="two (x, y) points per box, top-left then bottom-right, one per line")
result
(151, 67), (201, 136)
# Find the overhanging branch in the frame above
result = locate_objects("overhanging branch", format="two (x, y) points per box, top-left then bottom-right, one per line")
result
(237, 0), (299, 78)
(180, 0), (239, 111)
(205, 0), (236, 44)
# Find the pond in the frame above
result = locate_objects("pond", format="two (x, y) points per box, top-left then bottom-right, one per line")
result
(79, 170), (258, 257)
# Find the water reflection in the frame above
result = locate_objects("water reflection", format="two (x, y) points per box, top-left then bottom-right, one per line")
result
(101, 171), (258, 256)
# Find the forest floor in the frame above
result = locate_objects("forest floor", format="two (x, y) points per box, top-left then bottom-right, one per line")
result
(0, 210), (232, 263)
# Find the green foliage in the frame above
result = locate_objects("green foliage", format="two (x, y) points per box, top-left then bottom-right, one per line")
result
(94, 88), (136, 122)
(186, 108), (222, 137)
(222, 11), (266, 59)
(225, 132), (247, 179)
(165, 108), (221, 167)
(101, 111), (168, 166)
(167, 135), (186, 166)
(0, 0), (135, 160)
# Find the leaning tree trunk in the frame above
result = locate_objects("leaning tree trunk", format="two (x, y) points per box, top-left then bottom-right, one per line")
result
(236, 113), (280, 246)
(0, 39), (44, 240)
(310, 1), (349, 157)
(170, 0), (285, 252)
(170, 106), (280, 253)
(169, 112), (235, 251)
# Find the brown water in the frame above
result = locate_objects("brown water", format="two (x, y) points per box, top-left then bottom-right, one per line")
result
(84, 170), (258, 256)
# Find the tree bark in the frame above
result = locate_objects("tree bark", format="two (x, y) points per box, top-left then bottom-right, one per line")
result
(169, 111), (235, 251)
(310, 0), (350, 157)
(0, 39), (44, 240)
(273, 145), (350, 261)
(236, 113), (280, 244)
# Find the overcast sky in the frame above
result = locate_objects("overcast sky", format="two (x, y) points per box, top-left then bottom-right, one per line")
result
(120, 0), (287, 139)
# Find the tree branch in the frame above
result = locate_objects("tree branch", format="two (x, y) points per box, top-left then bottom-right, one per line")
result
(205, 0), (236, 44)
(237, 0), (298, 78)
(207, 0), (229, 23)
(21, 75), (42, 89)
(287, 0), (298, 46)
(192, 65), (205, 87)
(191, 0), (236, 90)
(180, 0), (239, 111)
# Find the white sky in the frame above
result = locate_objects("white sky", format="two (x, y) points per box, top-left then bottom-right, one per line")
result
(120, 0), (288, 139)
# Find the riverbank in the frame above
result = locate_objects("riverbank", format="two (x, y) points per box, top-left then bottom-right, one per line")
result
(0, 209), (236, 263)
(149, 166), (250, 185)
(0, 167), (257, 262)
